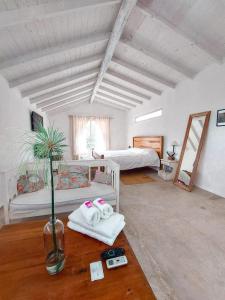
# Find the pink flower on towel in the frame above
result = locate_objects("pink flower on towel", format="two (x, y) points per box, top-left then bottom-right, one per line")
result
(98, 198), (106, 205)
(85, 201), (93, 208)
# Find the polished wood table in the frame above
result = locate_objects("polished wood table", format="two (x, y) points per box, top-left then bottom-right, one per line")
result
(0, 219), (156, 300)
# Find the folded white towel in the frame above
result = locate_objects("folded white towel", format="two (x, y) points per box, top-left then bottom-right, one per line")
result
(68, 209), (125, 238)
(67, 220), (125, 246)
(80, 201), (101, 226)
(93, 198), (113, 219)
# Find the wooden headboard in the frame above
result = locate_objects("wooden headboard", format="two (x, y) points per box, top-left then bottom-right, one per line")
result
(133, 136), (164, 159)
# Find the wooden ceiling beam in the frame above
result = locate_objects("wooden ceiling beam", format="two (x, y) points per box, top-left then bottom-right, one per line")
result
(22, 68), (98, 98)
(37, 87), (94, 109)
(136, 2), (222, 63)
(0, 0), (120, 29)
(30, 78), (95, 104)
(46, 98), (89, 114)
(42, 93), (91, 112)
(120, 39), (195, 78)
(0, 33), (109, 71)
(10, 54), (102, 88)
(95, 98), (129, 111)
(101, 78), (150, 101)
(90, 0), (137, 103)
(98, 86), (143, 104)
(96, 92), (136, 108)
(111, 57), (176, 88)
(106, 69), (161, 95)
(45, 97), (89, 113)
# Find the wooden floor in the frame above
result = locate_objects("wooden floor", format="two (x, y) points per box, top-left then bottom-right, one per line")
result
(121, 168), (155, 185)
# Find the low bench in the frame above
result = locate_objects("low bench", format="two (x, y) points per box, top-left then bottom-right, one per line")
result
(0, 159), (120, 224)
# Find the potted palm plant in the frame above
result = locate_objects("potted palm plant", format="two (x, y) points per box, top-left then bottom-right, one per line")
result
(26, 124), (67, 275)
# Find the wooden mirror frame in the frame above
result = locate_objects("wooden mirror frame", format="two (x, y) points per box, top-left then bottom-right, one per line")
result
(173, 111), (211, 192)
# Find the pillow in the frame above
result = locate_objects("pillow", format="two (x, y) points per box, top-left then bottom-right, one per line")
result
(17, 174), (44, 194)
(93, 171), (112, 185)
(58, 164), (89, 175)
(56, 171), (89, 190)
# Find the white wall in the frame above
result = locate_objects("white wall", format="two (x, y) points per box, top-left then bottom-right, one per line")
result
(127, 62), (225, 198)
(0, 74), (48, 172)
(48, 101), (127, 160)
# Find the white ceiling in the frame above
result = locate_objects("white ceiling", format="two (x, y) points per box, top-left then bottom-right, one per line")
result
(0, 0), (224, 113)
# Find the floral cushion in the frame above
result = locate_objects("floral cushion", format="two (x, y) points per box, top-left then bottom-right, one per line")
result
(58, 164), (89, 175)
(56, 171), (90, 190)
(17, 174), (44, 194)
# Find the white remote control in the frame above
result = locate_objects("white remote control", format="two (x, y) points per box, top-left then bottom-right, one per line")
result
(106, 255), (128, 269)
(90, 261), (104, 281)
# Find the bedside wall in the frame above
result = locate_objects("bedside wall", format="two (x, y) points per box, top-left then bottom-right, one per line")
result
(127, 61), (225, 198)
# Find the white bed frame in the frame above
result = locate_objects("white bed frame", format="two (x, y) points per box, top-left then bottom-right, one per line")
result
(0, 159), (120, 224)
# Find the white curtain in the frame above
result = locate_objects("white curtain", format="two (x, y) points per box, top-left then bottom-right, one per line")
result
(69, 115), (110, 159)
(69, 115), (89, 159)
(94, 117), (110, 151)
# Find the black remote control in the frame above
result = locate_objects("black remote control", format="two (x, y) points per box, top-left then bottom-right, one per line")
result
(101, 247), (125, 260)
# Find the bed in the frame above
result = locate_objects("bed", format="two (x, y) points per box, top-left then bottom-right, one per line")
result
(92, 136), (164, 171)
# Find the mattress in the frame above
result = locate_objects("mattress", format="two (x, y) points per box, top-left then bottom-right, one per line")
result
(98, 148), (160, 170)
(10, 182), (116, 214)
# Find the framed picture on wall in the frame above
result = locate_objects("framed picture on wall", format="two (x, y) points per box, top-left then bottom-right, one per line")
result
(217, 109), (225, 126)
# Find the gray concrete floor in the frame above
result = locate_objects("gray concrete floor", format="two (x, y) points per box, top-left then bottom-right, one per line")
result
(120, 170), (225, 300)
(1, 171), (225, 300)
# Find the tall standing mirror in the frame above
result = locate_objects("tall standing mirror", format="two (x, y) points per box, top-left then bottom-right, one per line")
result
(174, 111), (211, 191)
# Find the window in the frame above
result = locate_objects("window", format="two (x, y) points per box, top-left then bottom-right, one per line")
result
(135, 109), (162, 122)
(82, 120), (106, 153)
(69, 116), (110, 159)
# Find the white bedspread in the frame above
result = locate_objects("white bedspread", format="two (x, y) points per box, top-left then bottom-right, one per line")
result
(101, 148), (160, 170)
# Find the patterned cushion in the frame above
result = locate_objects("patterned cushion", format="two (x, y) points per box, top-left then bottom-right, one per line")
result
(17, 174), (44, 194)
(56, 171), (90, 190)
(93, 171), (112, 185)
(58, 164), (89, 175)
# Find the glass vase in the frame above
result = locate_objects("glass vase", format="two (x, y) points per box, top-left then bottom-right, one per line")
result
(43, 217), (65, 275)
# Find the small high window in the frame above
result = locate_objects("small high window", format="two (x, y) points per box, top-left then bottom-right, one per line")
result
(135, 109), (162, 122)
